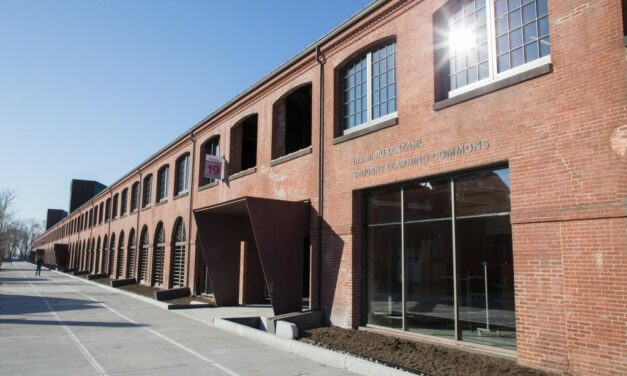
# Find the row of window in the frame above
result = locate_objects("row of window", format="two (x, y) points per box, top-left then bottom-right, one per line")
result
(66, 219), (187, 288)
(39, 0), (552, 244)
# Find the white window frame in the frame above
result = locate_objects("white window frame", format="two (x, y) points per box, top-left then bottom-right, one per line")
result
(448, 0), (551, 98)
(342, 45), (398, 136)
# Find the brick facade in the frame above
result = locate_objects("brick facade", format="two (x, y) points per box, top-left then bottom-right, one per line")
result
(35, 1), (626, 374)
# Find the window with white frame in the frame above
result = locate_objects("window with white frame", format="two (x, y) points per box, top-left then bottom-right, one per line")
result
(436, 0), (550, 99)
(175, 154), (189, 195)
(340, 40), (397, 134)
(142, 174), (152, 208)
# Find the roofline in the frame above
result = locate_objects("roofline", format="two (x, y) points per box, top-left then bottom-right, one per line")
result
(39, 0), (389, 235)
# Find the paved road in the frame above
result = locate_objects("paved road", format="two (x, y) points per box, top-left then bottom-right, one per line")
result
(0, 262), (355, 376)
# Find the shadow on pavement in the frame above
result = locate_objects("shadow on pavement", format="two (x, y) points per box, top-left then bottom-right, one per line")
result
(0, 294), (102, 316)
(0, 318), (145, 328)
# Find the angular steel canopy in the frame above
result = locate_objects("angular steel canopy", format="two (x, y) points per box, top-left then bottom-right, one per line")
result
(194, 197), (309, 315)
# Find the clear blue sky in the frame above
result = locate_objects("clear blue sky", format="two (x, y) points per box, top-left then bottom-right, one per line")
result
(0, 0), (371, 222)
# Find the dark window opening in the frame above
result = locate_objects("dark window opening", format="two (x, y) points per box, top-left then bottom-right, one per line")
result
(131, 182), (139, 212)
(99, 202), (104, 224)
(105, 198), (111, 221)
(112, 193), (119, 219)
(121, 188), (128, 216)
(272, 84), (312, 159)
(229, 114), (258, 175)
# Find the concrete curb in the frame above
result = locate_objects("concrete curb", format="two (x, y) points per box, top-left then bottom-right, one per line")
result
(49, 269), (171, 310)
(213, 318), (419, 376)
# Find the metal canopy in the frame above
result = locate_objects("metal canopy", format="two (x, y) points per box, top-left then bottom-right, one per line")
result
(194, 197), (309, 315)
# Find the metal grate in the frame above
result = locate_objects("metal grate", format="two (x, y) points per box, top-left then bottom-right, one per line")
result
(171, 221), (186, 288)
(116, 232), (125, 279)
(153, 225), (165, 286)
(127, 229), (136, 279)
(108, 235), (116, 277)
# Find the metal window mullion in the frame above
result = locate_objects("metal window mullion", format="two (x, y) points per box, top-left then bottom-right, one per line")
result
(400, 187), (406, 331)
(451, 178), (460, 341)
(486, 0), (498, 79)
(366, 52), (372, 123)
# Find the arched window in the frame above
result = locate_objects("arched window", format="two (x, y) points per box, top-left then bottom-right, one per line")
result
(102, 235), (108, 274)
(130, 182), (140, 212)
(157, 165), (169, 202)
(171, 219), (186, 288)
(121, 188), (128, 216)
(142, 174), (153, 208)
(229, 115), (258, 176)
(199, 136), (220, 187)
(116, 231), (125, 279)
(105, 198), (112, 221)
(96, 237), (102, 273)
(108, 233), (116, 277)
(152, 223), (165, 286)
(272, 83), (312, 160)
(99, 202), (104, 224)
(127, 228), (136, 278)
(139, 226), (149, 283)
(90, 238), (96, 272)
(112, 193), (119, 219)
(175, 154), (190, 196)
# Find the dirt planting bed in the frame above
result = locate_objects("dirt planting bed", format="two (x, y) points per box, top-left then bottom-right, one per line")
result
(299, 326), (558, 376)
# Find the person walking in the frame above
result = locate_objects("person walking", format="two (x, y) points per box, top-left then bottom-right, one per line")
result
(35, 257), (44, 276)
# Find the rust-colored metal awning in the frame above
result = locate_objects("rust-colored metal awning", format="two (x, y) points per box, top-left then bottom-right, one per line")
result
(194, 197), (309, 315)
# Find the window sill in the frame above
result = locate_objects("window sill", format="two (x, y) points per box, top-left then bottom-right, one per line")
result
(333, 117), (398, 145)
(174, 191), (189, 200)
(131, 209), (138, 215)
(198, 182), (218, 192)
(229, 167), (256, 181)
(270, 146), (312, 167)
(434, 63), (553, 111)
(156, 200), (168, 207)
(141, 205), (151, 212)
(120, 214), (127, 219)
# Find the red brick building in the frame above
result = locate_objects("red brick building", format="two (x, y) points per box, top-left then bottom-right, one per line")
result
(34, 1), (627, 374)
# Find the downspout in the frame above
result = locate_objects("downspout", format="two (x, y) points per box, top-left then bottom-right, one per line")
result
(186, 132), (196, 292)
(106, 188), (112, 274)
(316, 45), (325, 311)
(135, 169), (141, 278)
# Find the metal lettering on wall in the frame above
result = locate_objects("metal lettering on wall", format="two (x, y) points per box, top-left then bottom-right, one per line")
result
(352, 139), (490, 179)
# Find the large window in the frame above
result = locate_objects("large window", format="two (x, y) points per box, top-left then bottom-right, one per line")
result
(229, 115), (258, 176)
(272, 84), (312, 159)
(142, 174), (152, 208)
(435, 0), (550, 99)
(199, 136), (220, 187)
(157, 165), (169, 202)
(365, 166), (515, 351)
(175, 154), (189, 195)
(99, 202), (104, 224)
(130, 182), (139, 212)
(340, 41), (397, 134)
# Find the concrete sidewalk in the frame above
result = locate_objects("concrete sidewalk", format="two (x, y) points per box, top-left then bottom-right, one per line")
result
(0, 261), (357, 376)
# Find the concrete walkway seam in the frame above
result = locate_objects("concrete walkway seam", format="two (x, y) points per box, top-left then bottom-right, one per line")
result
(46, 266), (414, 376)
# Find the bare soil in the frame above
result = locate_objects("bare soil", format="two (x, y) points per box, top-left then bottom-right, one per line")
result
(117, 283), (161, 298)
(299, 326), (558, 376)
(166, 295), (216, 306)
